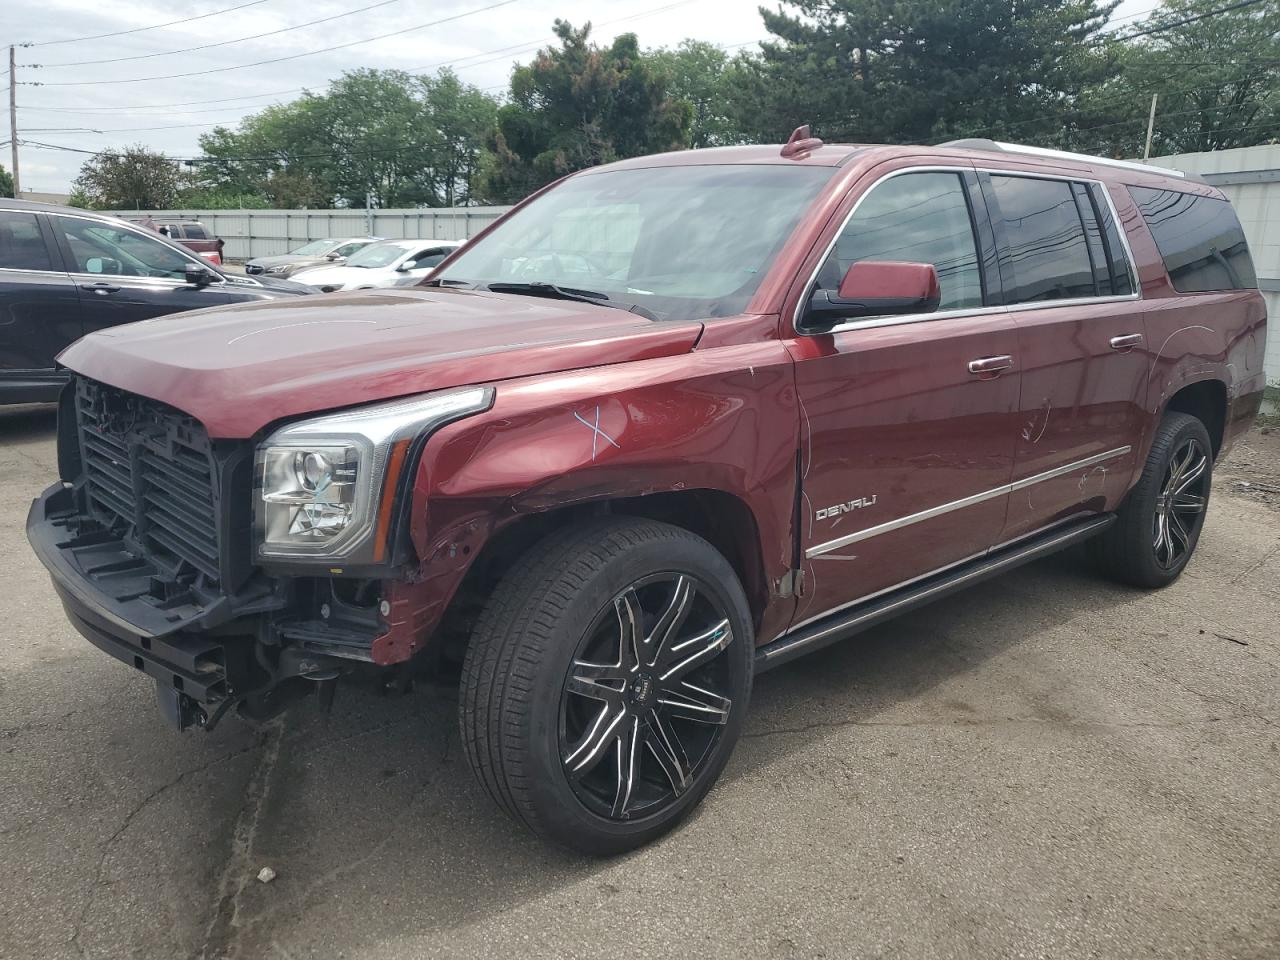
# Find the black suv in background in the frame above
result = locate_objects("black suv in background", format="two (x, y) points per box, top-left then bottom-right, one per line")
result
(0, 199), (311, 405)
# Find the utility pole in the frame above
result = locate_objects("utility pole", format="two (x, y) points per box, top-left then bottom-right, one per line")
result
(1143, 93), (1158, 162)
(8, 45), (19, 195)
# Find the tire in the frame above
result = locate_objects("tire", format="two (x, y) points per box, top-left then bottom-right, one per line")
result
(1089, 412), (1214, 588)
(459, 516), (754, 854)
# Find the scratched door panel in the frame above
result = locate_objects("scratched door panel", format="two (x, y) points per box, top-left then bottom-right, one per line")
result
(787, 312), (1021, 628)
(1000, 300), (1148, 543)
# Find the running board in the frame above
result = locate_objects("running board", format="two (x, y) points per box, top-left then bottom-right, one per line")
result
(755, 514), (1115, 672)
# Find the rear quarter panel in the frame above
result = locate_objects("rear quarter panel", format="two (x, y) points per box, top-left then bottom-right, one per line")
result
(1108, 180), (1268, 461)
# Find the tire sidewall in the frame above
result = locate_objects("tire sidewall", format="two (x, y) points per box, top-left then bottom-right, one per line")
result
(1130, 414), (1214, 585)
(520, 528), (754, 853)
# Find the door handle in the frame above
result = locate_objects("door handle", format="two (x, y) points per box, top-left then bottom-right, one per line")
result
(1109, 333), (1143, 351)
(967, 355), (1015, 377)
(81, 283), (121, 295)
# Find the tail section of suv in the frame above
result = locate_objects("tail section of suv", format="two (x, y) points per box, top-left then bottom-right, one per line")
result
(0, 199), (310, 404)
(25, 135), (1266, 853)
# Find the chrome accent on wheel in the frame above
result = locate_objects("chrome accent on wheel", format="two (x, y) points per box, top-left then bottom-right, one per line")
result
(1154, 437), (1209, 570)
(559, 573), (734, 821)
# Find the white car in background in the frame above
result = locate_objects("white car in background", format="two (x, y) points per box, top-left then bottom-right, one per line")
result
(297, 238), (462, 292)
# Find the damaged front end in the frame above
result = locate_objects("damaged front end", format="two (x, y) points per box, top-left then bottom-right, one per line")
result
(27, 378), (489, 731)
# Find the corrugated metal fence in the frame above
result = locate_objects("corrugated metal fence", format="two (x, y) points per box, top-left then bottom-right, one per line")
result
(108, 206), (513, 261)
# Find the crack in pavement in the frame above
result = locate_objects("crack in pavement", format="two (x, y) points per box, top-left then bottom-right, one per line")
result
(232, 702), (455, 955)
(198, 719), (285, 960)
(69, 738), (267, 959)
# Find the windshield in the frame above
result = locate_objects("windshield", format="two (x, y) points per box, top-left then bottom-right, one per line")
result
(437, 164), (835, 321)
(291, 239), (335, 256)
(345, 242), (412, 269)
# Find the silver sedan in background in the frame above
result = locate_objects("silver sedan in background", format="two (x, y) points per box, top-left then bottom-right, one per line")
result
(296, 238), (462, 292)
(245, 237), (381, 277)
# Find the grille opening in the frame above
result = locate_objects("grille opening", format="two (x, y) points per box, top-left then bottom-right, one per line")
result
(75, 379), (223, 590)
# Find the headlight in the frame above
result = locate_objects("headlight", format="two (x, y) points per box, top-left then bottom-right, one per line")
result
(266, 264), (287, 274)
(254, 386), (493, 563)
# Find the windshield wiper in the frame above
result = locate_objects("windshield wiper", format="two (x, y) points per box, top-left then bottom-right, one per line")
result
(485, 282), (657, 319)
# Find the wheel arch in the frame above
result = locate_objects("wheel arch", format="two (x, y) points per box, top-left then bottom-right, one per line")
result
(1161, 378), (1227, 458)
(436, 488), (772, 657)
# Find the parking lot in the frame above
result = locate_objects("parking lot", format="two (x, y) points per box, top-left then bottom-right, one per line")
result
(1, 402), (1277, 960)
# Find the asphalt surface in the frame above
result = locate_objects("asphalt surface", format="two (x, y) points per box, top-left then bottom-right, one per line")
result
(2, 402), (1278, 960)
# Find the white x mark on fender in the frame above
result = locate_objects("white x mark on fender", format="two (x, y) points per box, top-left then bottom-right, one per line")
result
(573, 405), (621, 460)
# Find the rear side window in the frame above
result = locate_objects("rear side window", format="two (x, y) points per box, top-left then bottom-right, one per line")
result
(1129, 186), (1257, 292)
(182, 223), (209, 240)
(817, 171), (984, 311)
(0, 211), (53, 271)
(988, 175), (1095, 303)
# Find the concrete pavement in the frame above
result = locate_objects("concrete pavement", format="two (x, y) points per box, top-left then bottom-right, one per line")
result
(1, 402), (1277, 959)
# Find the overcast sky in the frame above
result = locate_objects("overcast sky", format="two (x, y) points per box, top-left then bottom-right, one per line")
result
(3, 0), (1152, 193)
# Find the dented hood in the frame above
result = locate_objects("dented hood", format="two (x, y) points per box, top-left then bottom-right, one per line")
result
(58, 287), (703, 438)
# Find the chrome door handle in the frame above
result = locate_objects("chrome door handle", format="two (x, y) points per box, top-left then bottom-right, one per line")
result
(1110, 333), (1143, 351)
(81, 283), (120, 295)
(968, 355), (1015, 376)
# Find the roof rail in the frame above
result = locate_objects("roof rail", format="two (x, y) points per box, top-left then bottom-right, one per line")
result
(939, 138), (1200, 182)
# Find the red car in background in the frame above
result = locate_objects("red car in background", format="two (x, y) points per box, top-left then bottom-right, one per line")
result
(129, 217), (226, 265)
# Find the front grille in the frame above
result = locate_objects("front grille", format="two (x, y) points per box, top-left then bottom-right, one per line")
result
(77, 379), (222, 584)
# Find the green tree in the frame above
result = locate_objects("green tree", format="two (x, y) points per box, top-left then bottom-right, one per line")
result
(0, 163), (12, 198)
(748, 0), (1118, 145)
(481, 21), (693, 202)
(71, 145), (181, 209)
(1073, 0), (1280, 156)
(193, 69), (499, 208)
(649, 40), (752, 148)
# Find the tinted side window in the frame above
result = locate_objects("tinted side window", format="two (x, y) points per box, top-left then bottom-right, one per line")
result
(56, 218), (194, 280)
(1129, 186), (1257, 292)
(0, 212), (54, 271)
(990, 175), (1095, 303)
(334, 242), (365, 257)
(817, 171), (983, 311)
(182, 224), (209, 240)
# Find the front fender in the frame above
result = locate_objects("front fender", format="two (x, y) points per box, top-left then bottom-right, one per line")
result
(387, 341), (800, 659)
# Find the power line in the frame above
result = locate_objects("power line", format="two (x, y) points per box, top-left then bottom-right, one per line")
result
(1098, 0), (1270, 44)
(14, 88), (312, 112)
(33, 0), (409, 68)
(23, 0), (275, 46)
(24, 0), (521, 86)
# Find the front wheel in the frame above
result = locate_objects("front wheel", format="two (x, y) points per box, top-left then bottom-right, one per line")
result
(460, 517), (754, 854)
(1090, 412), (1213, 588)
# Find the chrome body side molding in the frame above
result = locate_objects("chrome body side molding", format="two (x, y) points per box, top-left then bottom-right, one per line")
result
(806, 446), (1130, 559)
(757, 514), (1116, 672)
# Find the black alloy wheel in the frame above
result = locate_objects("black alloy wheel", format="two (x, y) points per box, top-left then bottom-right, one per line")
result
(560, 573), (735, 821)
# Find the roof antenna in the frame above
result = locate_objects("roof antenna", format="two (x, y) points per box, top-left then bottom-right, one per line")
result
(780, 124), (823, 159)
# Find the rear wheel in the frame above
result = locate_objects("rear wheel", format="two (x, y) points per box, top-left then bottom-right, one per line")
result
(1090, 412), (1213, 588)
(459, 517), (753, 854)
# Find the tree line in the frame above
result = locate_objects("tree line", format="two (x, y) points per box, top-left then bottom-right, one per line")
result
(66, 0), (1278, 211)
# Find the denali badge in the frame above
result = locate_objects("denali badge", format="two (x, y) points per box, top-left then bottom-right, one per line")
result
(815, 495), (878, 521)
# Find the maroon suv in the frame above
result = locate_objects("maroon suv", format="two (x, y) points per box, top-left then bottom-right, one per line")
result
(27, 133), (1267, 853)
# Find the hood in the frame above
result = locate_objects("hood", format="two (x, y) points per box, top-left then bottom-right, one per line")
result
(241, 273), (313, 295)
(294, 264), (381, 287)
(245, 254), (299, 269)
(57, 287), (704, 438)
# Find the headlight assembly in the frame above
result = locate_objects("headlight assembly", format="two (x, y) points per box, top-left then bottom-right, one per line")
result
(254, 386), (493, 564)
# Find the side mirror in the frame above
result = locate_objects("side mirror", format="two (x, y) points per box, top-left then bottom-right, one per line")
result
(804, 261), (941, 332)
(325, 252), (341, 261)
(396, 260), (416, 273)
(184, 262), (215, 288)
